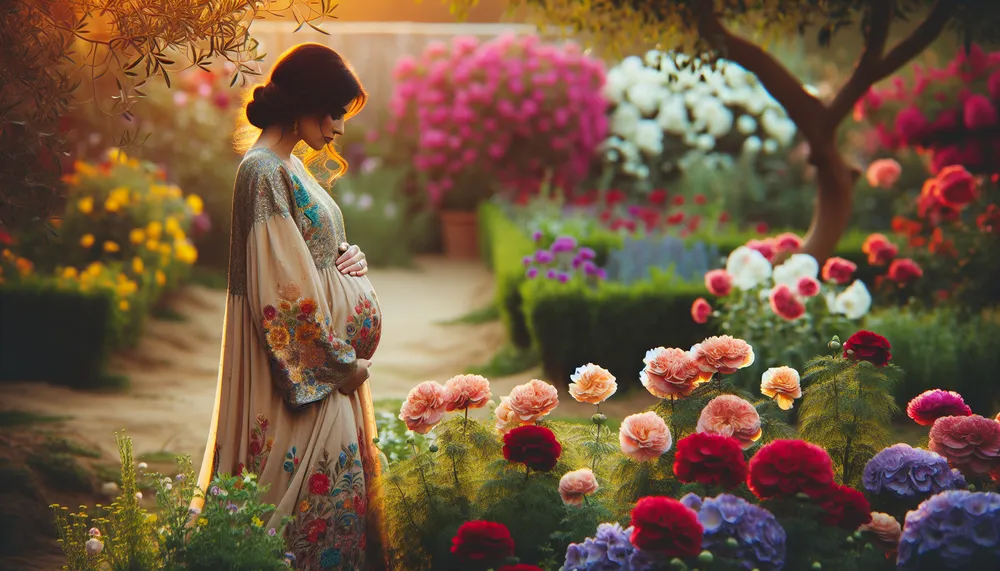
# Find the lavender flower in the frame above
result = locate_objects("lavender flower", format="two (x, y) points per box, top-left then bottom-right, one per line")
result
(863, 444), (966, 498)
(578, 247), (596, 261)
(596, 268), (607, 280)
(551, 235), (578, 253)
(563, 522), (654, 570)
(582, 261), (597, 275)
(522, 255), (533, 267)
(526, 267), (539, 279)
(546, 269), (557, 279)
(532, 230), (543, 242)
(557, 272), (570, 283)
(898, 490), (1000, 570)
(210, 485), (221, 496)
(536, 249), (555, 264)
(680, 493), (786, 571)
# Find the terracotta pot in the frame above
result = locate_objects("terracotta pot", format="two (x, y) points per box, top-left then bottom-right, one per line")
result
(439, 209), (480, 260)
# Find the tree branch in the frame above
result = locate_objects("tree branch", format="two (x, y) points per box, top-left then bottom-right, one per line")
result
(692, 0), (827, 142)
(827, 0), (955, 127)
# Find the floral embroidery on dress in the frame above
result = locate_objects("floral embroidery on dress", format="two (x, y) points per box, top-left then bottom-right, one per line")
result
(262, 281), (357, 406)
(284, 445), (300, 481)
(291, 175), (323, 236)
(345, 293), (382, 360)
(287, 442), (367, 569)
(248, 413), (274, 475)
(289, 173), (344, 270)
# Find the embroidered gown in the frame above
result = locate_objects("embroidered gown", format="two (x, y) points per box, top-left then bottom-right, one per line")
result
(194, 147), (387, 570)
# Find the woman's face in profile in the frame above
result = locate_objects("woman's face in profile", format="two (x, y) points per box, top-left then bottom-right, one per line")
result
(299, 111), (345, 150)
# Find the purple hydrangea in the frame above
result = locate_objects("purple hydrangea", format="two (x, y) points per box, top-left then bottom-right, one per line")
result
(680, 493), (786, 571)
(897, 490), (1000, 570)
(563, 522), (653, 571)
(862, 444), (966, 498)
(551, 235), (578, 253)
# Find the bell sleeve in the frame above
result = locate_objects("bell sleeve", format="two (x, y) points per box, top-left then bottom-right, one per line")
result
(241, 161), (358, 407)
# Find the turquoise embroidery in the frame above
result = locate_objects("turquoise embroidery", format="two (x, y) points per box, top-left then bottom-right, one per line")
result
(291, 175), (322, 228)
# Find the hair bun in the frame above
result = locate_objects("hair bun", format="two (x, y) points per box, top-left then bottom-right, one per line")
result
(245, 83), (286, 129)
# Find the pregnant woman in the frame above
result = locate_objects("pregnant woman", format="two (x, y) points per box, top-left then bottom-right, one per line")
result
(194, 43), (387, 570)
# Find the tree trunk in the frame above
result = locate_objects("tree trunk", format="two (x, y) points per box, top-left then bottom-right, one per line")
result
(802, 140), (858, 261)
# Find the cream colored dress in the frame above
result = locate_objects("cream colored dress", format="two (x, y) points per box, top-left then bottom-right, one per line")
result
(195, 147), (387, 570)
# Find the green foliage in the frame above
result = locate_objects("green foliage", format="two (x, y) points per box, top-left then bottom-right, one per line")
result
(466, 344), (540, 378)
(439, 302), (499, 325)
(799, 356), (902, 487)
(479, 201), (537, 349)
(374, 404), (437, 464)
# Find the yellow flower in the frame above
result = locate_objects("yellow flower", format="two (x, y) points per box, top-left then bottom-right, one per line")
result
(155, 270), (166, 286)
(80, 234), (95, 248)
(252, 516), (263, 527)
(119, 300), (130, 311)
(62, 267), (79, 279)
(109, 187), (129, 205)
(158, 243), (172, 256)
(116, 279), (137, 297)
(146, 239), (160, 252)
(103, 241), (120, 253)
(77, 197), (94, 215)
(197, 517), (208, 527)
(299, 501), (310, 513)
(61, 173), (81, 185)
(165, 216), (181, 236)
(130, 228), (146, 245)
(147, 221), (163, 240)
(168, 185), (182, 199)
(74, 160), (97, 177)
(106, 148), (127, 163)
(2, 249), (14, 261)
(186, 194), (204, 215)
(104, 198), (120, 213)
(132, 257), (144, 274)
(85, 262), (103, 276)
(175, 241), (198, 264)
(146, 514), (157, 524)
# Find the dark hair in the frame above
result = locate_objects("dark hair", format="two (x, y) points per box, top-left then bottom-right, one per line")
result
(245, 43), (367, 129)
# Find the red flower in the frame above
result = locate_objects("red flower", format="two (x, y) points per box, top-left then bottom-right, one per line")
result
(796, 276), (820, 297)
(862, 233), (898, 266)
(977, 204), (1000, 234)
(605, 189), (626, 206)
(690, 298), (712, 324)
(907, 389), (973, 426)
(299, 298), (317, 314)
(745, 238), (776, 262)
(963, 93), (998, 130)
(0, 229), (11, 245)
(748, 439), (835, 499)
(502, 425), (562, 472)
(671, 194), (685, 206)
(891, 216), (922, 237)
(308, 472), (331, 496)
(769, 284), (806, 321)
(630, 496), (703, 558)
(821, 257), (856, 285)
(755, 222), (770, 235)
(887, 258), (923, 285)
(693, 193), (707, 205)
(673, 432), (748, 489)
(306, 518), (328, 543)
(843, 330), (892, 367)
(773, 232), (803, 253)
(665, 212), (685, 225)
(810, 484), (872, 530)
(704, 269), (733, 297)
(934, 165), (979, 208)
(895, 105), (928, 144)
(649, 189), (668, 205)
(262, 305), (277, 320)
(450, 520), (515, 564)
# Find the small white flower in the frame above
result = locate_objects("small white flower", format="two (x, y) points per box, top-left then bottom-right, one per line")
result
(85, 538), (104, 556)
(610, 102), (642, 140)
(618, 55), (647, 84)
(736, 115), (758, 135)
(602, 67), (630, 104)
(726, 246), (773, 290)
(101, 482), (119, 497)
(626, 82), (663, 116)
(833, 280), (872, 319)
(357, 193), (373, 211)
(165, 483), (172, 491)
(656, 95), (690, 135)
(695, 134), (716, 151)
(135, 492), (143, 500)
(383, 203), (398, 219)
(772, 254), (819, 288)
(763, 139), (780, 154)
(634, 120), (664, 156)
(743, 136), (762, 155)
(137, 462), (148, 470)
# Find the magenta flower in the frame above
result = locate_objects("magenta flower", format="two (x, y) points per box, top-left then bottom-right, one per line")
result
(907, 389), (973, 426)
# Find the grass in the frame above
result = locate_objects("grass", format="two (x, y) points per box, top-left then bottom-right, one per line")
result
(26, 452), (94, 493)
(138, 450), (183, 463)
(466, 344), (539, 378)
(43, 437), (102, 459)
(0, 410), (71, 428)
(438, 302), (500, 325)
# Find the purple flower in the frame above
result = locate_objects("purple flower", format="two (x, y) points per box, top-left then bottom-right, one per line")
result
(898, 490), (1000, 570)
(564, 522), (654, 570)
(596, 268), (607, 280)
(535, 249), (555, 264)
(572, 257), (583, 269)
(557, 272), (570, 283)
(526, 267), (539, 279)
(532, 230), (543, 242)
(268, 528), (277, 536)
(863, 444), (966, 498)
(226, 502), (238, 512)
(551, 235), (578, 253)
(583, 261), (597, 275)
(522, 255), (533, 267)
(210, 485), (220, 496)
(546, 269), (557, 279)
(681, 493), (786, 571)
(578, 247), (596, 261)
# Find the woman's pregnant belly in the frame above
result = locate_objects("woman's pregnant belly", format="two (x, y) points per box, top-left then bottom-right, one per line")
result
(322, 269), (382, 361)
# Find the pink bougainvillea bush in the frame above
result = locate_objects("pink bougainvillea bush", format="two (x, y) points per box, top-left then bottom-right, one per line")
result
(385, 34), (608, 208)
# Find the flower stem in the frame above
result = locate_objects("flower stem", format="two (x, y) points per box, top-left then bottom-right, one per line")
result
(591, 404), (601, 472)
(525, 465), (531, 482)
(463, 407), (469, 435)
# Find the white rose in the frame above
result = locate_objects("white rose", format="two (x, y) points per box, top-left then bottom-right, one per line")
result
(736, 115), (758, 135)
(611, 102), (642, 140)
(657, 95), (690, 134)
(634, 120), (664, 155)
(725, 246), (773, 290)
(833, 280), (872, 319)
(743, 136), (762, 154)
(763, 139), (780, 154)
(627, 82), (663, 116)
(602, 67), (629, 104)
(772, 254), (819, 288)
(619, 56), (646, 84)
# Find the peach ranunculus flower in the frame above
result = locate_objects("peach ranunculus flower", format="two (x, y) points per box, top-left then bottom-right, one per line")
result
(696, 395), (763, 449)
(558, 468), (599, 505)
(398, 381), (448, 434)
(505, 379), (560, 422)
(443, 374), (492, 412)
(690, 335), (755, 375)
(859, 512), (902, 551)
(640, 347), (710, 400)
(865, 158), (902, 189)
(760, 366), (803, 410)
(494, 400), (523, 434)
(568, 363), (618, 405)
(619, 411), (672, 462)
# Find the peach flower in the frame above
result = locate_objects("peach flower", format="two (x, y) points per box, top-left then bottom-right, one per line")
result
(696, 395), (763, 449)
(760, 366), (802, 410)
(558, 468), (599, 505)
(568, 363), (618, 405)
(859, 512), (901, 550)
(929, 414), (1000, 478)
(277, 281), (301, 302)
(494, 400), (523, 434)
(505, 379), (559, 422)
(640, 347), (710, 400)
(443, 374), (492, 411)
(691, 335), (755, 375)
(398, 381), (448, 434)
(866, 158), (902, 189)
(619, 411), (672, 461)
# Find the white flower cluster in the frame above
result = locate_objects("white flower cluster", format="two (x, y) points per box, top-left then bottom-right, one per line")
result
(726, 248), (872, 320)
(600, 50), (800, 179)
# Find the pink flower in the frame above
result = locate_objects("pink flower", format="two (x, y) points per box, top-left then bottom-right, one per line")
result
(568, 363), (617, 405)
(859, 512), (901, 552)
(963, 94), (998, 130)
(443, 374), (492, 412)
(558, 468), (599, 505)
(640, 347), (710, 400)
(619, 411), (672, 461)
(691, 298), (712, 324)
(398, 381), (449, 434)
(773, 232), (803, 253)
(929, 414), (1000, 478)
(865, 158), (902, 189)
(907, 389), (974, 426)
(704, 269), (733, 297)
(796, 276), (820, 297)
(895, 105), (928, 144)
(760, 366), (802, 410)
(494, 400), (523, 434)
(821, 257), (856, 284)
(696, 395), (763, 449)
(505, 379), (559, 422)
(690, 335), (755, 375)
(745, 238), (776, 262)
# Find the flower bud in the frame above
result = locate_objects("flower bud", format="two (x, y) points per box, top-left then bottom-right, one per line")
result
(88, 527), (101, 537)
(697, 551), (714, 564)
(853, 531), (862, 540)
(811, 563), (822, 570)
(486, 400), (497, 409)
(406, 436), (415, 445)
(592, 413), (607, 425)
(969, 483), (977, 491)
(725, 537), (739, 549)
(372, 437), (380, 445)
(828, 337), (841, 350)
(137, 462), (148, 470)
(846, 536), (855, 544)
(85, 538), (104, 556)
(669, 558), (686, 569)
(428, 444), (439, 453)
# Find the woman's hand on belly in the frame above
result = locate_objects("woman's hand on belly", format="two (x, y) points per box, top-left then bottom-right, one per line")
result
(338, 358), (372, 395)
(336, 242), (368, 276)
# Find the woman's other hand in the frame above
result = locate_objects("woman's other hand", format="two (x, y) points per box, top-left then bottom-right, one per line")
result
(336, 242), (368, 276)
(338, 358), (371, 395)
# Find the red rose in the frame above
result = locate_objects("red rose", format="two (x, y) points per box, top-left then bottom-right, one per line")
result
(773, 232), (803, 253)
(308, 472), (331, 495)
(887, 258), (923, 285)
(673, 432), (748, 489)
(821, 257), (856, 285)
(605, 189), (626, 206)
(745, 238), (776, 262)
(262, 305), (277, 320)
(690, 298), (712, 324)
(796, 276), (820, 297)
(502, 425), (562, 472)
(306, 518), (328, 543)
(843, 330), (892, 367)
(748, 439), (835, 499)
(630, 496), (703, 558)
(862, 233), (898, 266)
(450, 520), (515, 564)
(963, 94), (998, 130)
(755, 222), (770, 235)
(809, 484), (872, 530)
(934, 165), (978, 208)
(895, 105), (928, 144)
(672, 194), (685, 206)
(648, 189), (668, 205)
(769, 284), (806, 321)
(665, 212), (685, 225)
(693, 194), (707, 205)
(704, 269), (733, 297)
